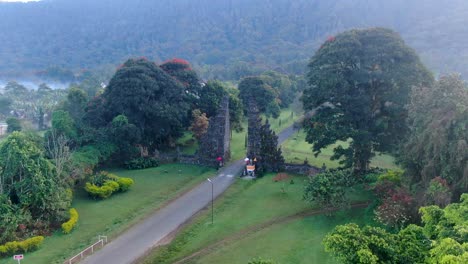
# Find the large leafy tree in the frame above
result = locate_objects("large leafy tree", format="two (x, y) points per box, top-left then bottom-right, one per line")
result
(101, 58), (190, 148)
(260, 71), (302, 108)
(160, 58), (202, 102)
(303, 28), (433, 172)
(399, 74), (467, 196)
(238, 76), (280, 118)
(197, 80), (228, 118)
(0, 132), (71, 224)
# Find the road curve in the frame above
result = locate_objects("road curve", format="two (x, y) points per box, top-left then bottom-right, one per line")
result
(81, 126), (297, 264)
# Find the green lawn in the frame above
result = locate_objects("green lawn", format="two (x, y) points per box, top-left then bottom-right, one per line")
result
(177, 131), (198, 155)
(282, 130), (399, 170)
(180, 107), (302, 161)
(195, 208), (373, 264)
(230, 108), (300, 161)
(144, 173), (373, 264)
(0, 164), (215, 264)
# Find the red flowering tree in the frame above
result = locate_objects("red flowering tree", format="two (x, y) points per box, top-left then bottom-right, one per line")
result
(375, 187), (413, 230)
(373, 170), (414, 229)
(160, 58), (202, 113)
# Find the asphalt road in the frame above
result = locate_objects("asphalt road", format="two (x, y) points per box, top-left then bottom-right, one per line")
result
(81, 125), (297, 264)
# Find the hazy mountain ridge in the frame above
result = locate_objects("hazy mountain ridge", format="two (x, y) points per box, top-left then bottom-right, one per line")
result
(1, 0), (467, 79)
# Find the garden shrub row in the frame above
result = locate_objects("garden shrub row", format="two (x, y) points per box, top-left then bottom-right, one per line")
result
(85, 171), (134, 199)
(125, 157), (159, 170)
(0, 236), (44, 257)
(62, 208), (79, 234)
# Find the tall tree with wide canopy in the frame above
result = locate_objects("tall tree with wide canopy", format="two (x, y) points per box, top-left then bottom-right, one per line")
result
(303, 28), (433, 172)
(102, 58), (190, 148)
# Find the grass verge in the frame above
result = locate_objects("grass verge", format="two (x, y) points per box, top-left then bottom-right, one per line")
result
(194, 207), (374, 264)
(282, 130), (399, 170)
(0, 164), (215, 264)
(143, 173), (373, 264)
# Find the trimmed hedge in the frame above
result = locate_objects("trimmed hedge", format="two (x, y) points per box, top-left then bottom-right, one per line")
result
(0, 236), (44, 257)
(117, 177), (134, 192)
(85, 181), (119, 199)
(84, 171), (134, 199)
(62, 208), (79, 234)
(125, 157), (159, 170)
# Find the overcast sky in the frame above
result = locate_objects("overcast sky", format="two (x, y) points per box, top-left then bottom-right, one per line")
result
(0, 0), (41, 2)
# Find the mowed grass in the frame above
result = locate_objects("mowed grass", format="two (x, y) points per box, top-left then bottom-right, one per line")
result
(282, 130), (399, 170)
(230, 108), (300, 161)
(0, 164), (215, 264)
(144, 173), (373, 264)
(196, 208), (373, 264)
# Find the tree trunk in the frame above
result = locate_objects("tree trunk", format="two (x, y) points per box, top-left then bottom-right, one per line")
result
(353, 142), (372, 173)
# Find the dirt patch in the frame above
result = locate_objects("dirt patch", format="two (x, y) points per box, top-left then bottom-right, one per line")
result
(273, 173), (290, 182)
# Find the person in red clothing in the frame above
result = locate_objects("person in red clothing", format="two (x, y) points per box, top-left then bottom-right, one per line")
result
(216, 156), (223, 167)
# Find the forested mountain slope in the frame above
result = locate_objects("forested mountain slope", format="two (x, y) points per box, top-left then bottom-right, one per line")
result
(1, 0), (467, 79)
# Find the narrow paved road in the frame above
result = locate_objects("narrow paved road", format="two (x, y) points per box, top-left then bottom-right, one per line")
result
(81, 126), (297, 264)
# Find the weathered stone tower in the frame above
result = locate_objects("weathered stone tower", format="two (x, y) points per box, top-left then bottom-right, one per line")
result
(198, 96), (230, 166)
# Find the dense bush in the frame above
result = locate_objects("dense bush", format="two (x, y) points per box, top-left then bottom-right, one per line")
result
(303, 169), (358, 209)
(125, 157), (159, 170)
(85, 181), (119, 199)
(84, 171), (134, 199)
(0, 236), (44, 257)
(61, 208), (79, 234)
(117, 177), (134, 192)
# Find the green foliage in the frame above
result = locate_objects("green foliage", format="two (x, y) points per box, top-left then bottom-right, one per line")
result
(3, 0), (468, 82)
(100, 58), (190, 148)
(6, 117), (21, 132)
(125, 157), (159, 170)
(303, 28), (433, 172)
(51, 110), (77, 140)
(197, 81), (227, 118)
(117, 177), (134, 192)
(0, 132), (72, 223)
(426, 177), (452, 207)
(428, 238), (468, 264)
(84, 171), (134, 199)
(160, 58), (202, 110)
(61, 208), (79, 234)
(303, 169), (357, 209)
(325, 193), (468, 263)
(377, 170), (403, 185)
(0, 195), (23, 244)
(323, 223), (398, 264)
(0, 236), (44, 257)
(257, 120), (284, 174)
(259, 71), (304, 108)
(85, 181), (119, 199)
(238, 76), (280, 118)
(110, 114), (140, 163)
(62, 87), (88, 124)
(399, 74), (467, 195)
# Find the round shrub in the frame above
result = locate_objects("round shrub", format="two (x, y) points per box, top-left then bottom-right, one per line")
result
(117, 177), (134, 192)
